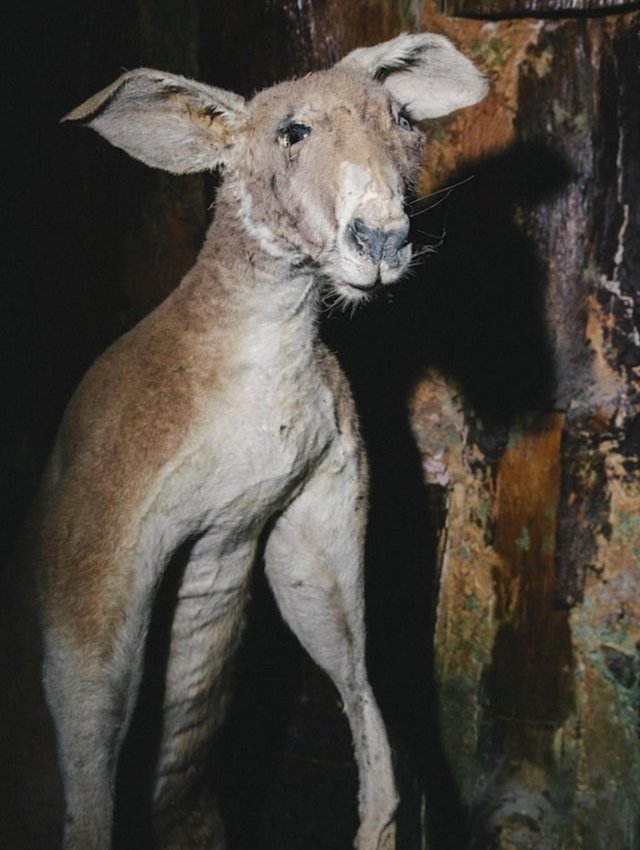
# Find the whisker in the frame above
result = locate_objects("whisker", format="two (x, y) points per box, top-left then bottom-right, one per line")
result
(405, 226), (447, 273)
(410, 224), (447, 258)
(408, 175), (475, 218)
(416, 228), (446, 242)
(409, 190), (453, 217)
(414, 245), (438, 257)
(320, 284), (369, 318)
(408, 175), (476, 207)
(409, 247), (437, 266)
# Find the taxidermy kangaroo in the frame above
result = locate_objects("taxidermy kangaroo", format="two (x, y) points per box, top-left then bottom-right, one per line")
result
(41, 33), (487, 850)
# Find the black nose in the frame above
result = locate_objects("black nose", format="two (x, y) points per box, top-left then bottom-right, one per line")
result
(348, 218), (410, 267)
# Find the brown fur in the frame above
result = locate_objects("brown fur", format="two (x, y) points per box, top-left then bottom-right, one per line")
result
(40, 34), (487, 850)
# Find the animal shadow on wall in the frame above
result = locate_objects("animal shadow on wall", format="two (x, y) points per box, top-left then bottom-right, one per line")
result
(318, 139), (571, 850)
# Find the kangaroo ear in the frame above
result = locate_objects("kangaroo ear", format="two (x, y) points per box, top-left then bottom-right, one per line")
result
(339, 32), (488, 120)
(62, 69), (247, 174)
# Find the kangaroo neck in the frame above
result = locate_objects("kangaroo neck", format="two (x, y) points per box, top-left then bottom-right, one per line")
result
(185, 179), (319, 325)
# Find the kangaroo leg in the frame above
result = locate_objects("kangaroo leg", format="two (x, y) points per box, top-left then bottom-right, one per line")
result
(42, 580), (155, 850)
(264, 450), (398, 850)
(151, 539), (254, 850)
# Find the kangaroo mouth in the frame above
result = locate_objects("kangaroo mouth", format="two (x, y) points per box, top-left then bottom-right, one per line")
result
(322, 230), (412, 307)
(342, 250), (411, 294)
(346, 275), (383, 293)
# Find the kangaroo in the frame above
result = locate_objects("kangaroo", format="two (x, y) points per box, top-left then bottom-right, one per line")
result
(39, 33), (487, 850)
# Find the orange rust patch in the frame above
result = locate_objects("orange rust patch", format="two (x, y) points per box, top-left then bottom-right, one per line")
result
(418, 9), (544, 195)
(485, 414), (575, 760)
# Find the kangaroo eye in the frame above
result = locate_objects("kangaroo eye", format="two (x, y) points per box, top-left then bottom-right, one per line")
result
(278, 122), (312, 148)
(397, 108), (414, 132)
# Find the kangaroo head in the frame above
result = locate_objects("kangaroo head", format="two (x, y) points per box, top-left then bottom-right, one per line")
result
(64, 33), (487, 305)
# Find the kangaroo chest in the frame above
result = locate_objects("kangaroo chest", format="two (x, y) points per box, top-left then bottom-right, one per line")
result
(151, 318), (341, 549)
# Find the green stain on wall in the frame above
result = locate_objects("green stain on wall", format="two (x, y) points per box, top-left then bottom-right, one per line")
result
(515, 525), (531, 552)
(468, 35), (512, 69)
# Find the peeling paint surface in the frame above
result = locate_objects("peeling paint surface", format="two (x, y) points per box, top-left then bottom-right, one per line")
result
(414, 4), (640, 848)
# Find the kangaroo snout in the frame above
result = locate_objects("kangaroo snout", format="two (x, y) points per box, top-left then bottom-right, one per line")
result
(348, 217), (410, 269)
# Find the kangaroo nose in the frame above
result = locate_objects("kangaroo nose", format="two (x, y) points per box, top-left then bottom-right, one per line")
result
(348, 218), (410, 268)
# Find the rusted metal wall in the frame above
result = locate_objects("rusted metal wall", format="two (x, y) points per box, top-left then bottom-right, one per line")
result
(411, 3), (640, 847)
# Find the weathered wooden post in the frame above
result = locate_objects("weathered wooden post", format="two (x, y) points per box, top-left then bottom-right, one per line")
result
(409, 2), (640, 847)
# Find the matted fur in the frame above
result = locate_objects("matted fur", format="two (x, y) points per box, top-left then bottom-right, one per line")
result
(41, 33), (487, 850)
